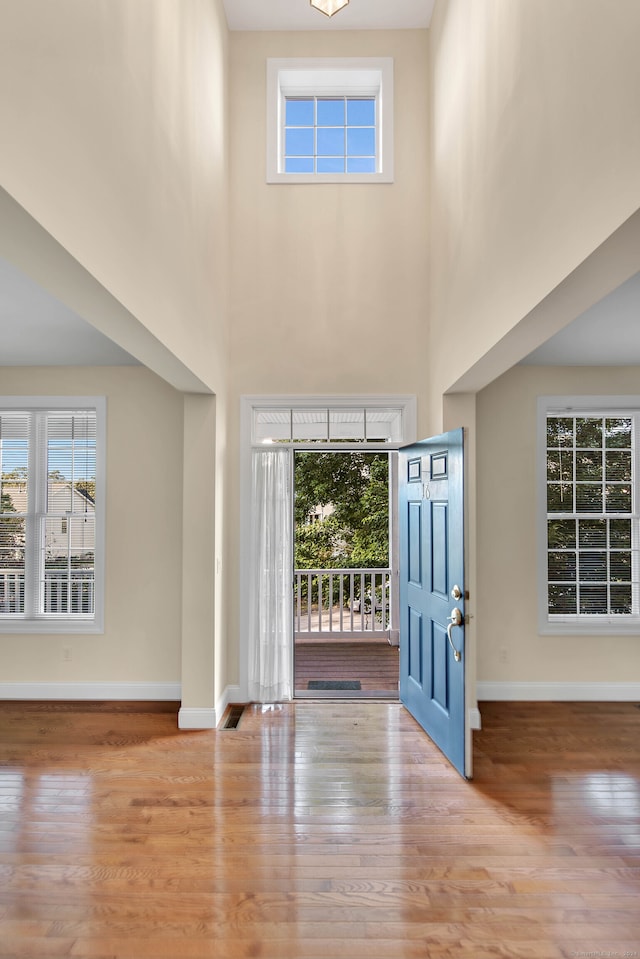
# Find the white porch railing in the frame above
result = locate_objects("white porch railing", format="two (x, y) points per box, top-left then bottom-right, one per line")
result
(0, 569), (95, 614)
(294, 567), (392, 639)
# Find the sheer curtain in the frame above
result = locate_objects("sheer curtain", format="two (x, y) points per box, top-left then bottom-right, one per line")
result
(248, 448), (293, 702)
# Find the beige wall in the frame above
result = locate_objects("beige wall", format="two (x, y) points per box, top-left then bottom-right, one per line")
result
(228, 29), (430, 402)
(0, 0), (229, 393)
(477, 364), (640, 687)
(225, 29), (431, 684)
(0, 366), (183, 687)
(0, 0), (230, 717)
(429, 0), (640, 422)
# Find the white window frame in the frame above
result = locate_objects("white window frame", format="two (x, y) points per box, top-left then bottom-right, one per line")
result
(537, 395), (640, 635)
(266, 57), (394, 184)
(0, 396), (106, 634)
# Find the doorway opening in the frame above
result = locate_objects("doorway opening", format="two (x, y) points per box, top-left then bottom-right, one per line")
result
(292, 449), (399, 700)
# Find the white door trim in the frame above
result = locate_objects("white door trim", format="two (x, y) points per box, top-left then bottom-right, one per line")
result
(239, 394), (416, 701)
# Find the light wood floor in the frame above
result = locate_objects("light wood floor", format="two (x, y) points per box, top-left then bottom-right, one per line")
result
(0, 699), (639, 958)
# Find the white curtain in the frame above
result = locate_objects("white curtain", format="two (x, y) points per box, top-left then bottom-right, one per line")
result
(248, 448), (293, 702)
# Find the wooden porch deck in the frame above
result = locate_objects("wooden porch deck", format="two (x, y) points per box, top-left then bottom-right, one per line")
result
(294, 640), (399, 696)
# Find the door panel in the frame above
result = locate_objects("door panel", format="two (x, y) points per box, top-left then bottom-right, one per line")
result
(399, 428), (467, 778)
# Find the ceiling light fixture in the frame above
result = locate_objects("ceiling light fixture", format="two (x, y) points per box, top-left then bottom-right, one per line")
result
(310, 0), (349, 17)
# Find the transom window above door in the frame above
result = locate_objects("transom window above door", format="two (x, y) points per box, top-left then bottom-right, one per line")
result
(252, 405), (406, 445)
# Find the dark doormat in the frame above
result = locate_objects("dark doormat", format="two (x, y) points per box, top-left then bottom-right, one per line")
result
(307, 680), (362, 690)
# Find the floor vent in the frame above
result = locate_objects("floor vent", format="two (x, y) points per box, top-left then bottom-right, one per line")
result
(221, 704), (246, 729)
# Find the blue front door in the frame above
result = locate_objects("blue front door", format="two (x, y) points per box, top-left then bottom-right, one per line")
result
(399, 429), (467, 777)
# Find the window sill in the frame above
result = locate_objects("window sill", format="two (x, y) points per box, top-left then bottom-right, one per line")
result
(540, 618), (640, 636)
(267, 171), (393, 185)
(0, 618), (103, 635)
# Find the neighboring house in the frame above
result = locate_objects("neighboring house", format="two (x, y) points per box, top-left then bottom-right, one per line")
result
(0, 1), (639, 731)
(4, 481), (95, 560)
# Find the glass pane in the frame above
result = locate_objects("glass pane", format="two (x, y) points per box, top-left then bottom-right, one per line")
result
(576, 484), (603, 512)
(347, 99), (375, 125)
(610, 585), (632, 614)
(317, 157), (345, 173)
(0, 516), (25, 613)
(609, 519), (631, 547)
(547, 520), (576, 549)
(578, 551), (607, 582)
(254, 409), (291, 443)
(605, 450), (632, 482)
(285, 157), (314, 173)
(547, 450), (573, 483)
(575, 417), (603, 449)
(47, 414), (97, 513)
(579, 586), (608, 614)
(547, 417), (573, 448)
(346, 157), (376, 174)
(347, 127), (376, 157)
(1, 473), (27, 517)
(286, 98), (314, 126)
(292, 410), (328, 442)
(547, 483), (573, 512)
(329, 409), (365, 441)
(605, 484), (632, 512)
(610, 551), (631, 582)
(578, 519), (606, 547)
(43, 515), (95, 614)
(365, 408), (403, 442)
(317, 98), (344, 125)
(605, 418), (632, 448)
(548, 551), (576, 581)
(548, 583), (576, 614)
(285, 128), (314, 156)
(317, 128), (344, 156)
(575, 450), (602, 481)
(0, 423), (28, 507)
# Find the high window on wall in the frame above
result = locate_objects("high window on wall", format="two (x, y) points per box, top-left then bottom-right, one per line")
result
(0, 398), (105, 633)
(538, 397), (640, 633)
(266, 58), (394, 183)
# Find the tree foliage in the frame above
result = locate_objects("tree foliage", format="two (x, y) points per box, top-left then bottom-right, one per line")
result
(294, 451), (389, 569)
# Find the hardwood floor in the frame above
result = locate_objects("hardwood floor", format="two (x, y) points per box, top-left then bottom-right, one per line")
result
(0, 699), (639, 958)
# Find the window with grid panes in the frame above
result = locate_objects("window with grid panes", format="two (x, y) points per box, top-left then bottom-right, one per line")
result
(544, 411), (638, 628)
(266, 58), (394, 183)
(284, 97), (376, 175)
(0, 400), (104, 632)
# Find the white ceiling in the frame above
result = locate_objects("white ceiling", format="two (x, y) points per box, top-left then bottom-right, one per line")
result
(520, 271), (640, 367)
(222, 0), (435, 32)
(0, 256), (139, 367)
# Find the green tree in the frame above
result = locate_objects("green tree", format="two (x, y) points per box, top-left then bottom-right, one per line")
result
(294, 451), (389, 569)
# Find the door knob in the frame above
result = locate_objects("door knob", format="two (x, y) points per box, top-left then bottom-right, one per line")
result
(447, 607), (463, 662)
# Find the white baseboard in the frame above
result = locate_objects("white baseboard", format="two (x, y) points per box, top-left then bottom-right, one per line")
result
(477, 681), (640, 701)
(0, 682), (181, 701)
(468, 707), (482, 730)
(178, 707), (217, 730)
